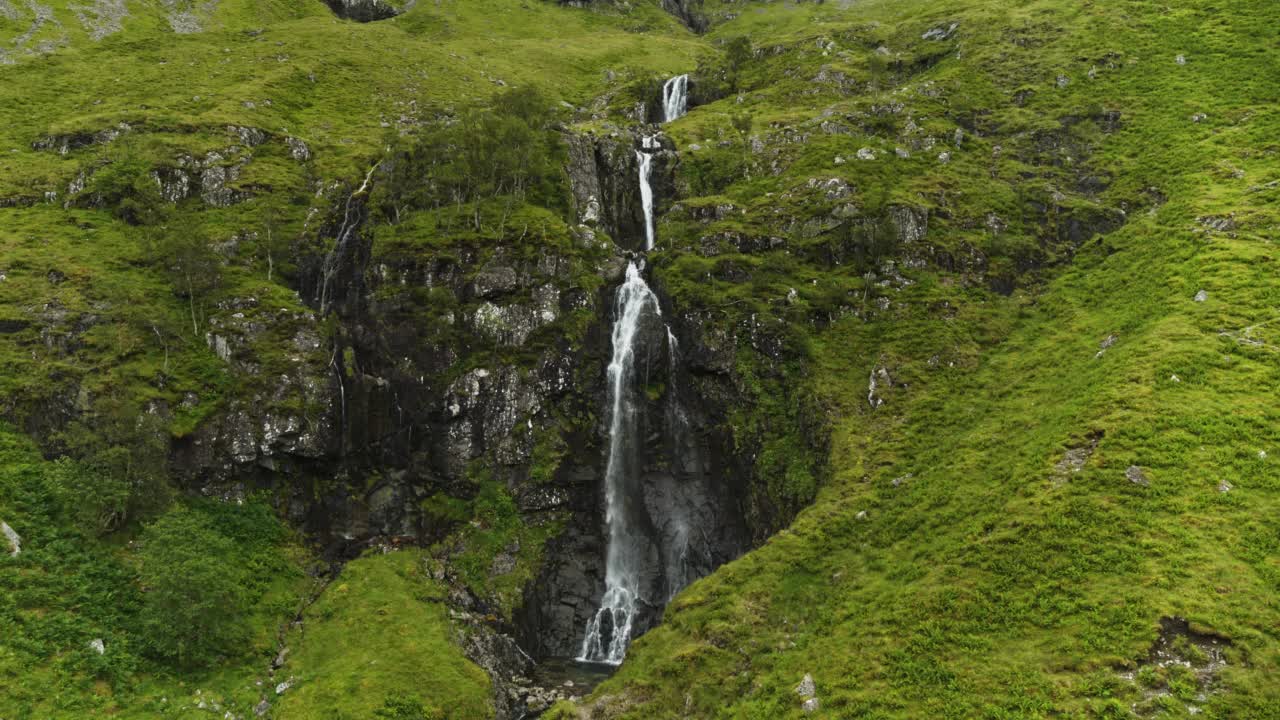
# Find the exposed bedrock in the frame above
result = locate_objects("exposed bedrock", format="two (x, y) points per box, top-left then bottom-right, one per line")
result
(323, 0), (407, 22)
(566, 129), (679, 252)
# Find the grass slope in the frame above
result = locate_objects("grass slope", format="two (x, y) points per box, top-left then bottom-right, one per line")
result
(273, 549), (493, 719)
(0, 427), (314, 719)
(563, 0), (1280, 717)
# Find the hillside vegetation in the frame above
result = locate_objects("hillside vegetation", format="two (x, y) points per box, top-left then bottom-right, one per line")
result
(2, 0), (1278, 718)
(571, 0), (1280, 717)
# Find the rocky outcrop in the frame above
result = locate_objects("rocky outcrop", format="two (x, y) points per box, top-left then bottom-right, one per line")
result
(323, 0), (407, 22)
(58, 126), (307, 212)
(32, 122), (132, 155)
(1, 520), (20, 557)
(565, 129), (679, 251)
(151, 149), (251, 207)
(161, 0), (220, 34)
(71, 0), (129, 41)
(0, 0), (66, 65)
(1116, 617), (1231, 716)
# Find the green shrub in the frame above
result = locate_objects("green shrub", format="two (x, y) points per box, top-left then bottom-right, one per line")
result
(373, 694), (446, 720)
(136, 507), (250, 668)
(373, 86), (570, 227)
(52, 397), (172, 534)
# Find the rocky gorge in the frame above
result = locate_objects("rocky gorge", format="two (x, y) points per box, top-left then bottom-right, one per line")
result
(152, 88), (818, 716)
(2, 0), (1278, 718)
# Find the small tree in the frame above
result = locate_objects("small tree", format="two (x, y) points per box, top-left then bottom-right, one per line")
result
(87, 138), (165, 225)
(868, 50), (889, 91)
(53, 395), (172, 534)
(258, 199), (303, 283)
(730, 112), (754, 179)
(262, 203), (282, 282)
(144, 220), (223, 335)
(137, 507), (249, 668)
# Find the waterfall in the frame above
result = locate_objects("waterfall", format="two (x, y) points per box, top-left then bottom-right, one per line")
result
(578, 260), (663, 665)
(578, 88), (688, 665)
(636, 135), (658, 251)
(662, 74), (689, 123)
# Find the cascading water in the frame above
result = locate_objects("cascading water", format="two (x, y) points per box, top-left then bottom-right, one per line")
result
(635, 73), (688, 251)
(578, 260), (663, 665)
(662, 74), (689, 122)
(636, 135), (658, 251)
(578, 80), (697, 665)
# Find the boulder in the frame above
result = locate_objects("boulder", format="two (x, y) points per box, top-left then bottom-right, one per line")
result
(795, 673), (816, 698)
(1, 520), (19, 557)
(1125, 465), (1150, 487)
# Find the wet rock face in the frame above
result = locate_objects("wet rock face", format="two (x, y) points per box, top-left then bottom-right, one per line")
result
(172, 296), (337, 508)
(517, 467), (606, 658)
(244, 174), (614, 554)
(566, 130), (679, 251)
(159, 125), (778, 704)
(659, 0), (708, 32)
(519, 291), (752, 659)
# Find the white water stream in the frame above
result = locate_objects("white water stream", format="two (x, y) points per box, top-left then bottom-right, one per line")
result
(578, 71), (692, 665)
(578, 261), (662, 665)
(636, 135), (658, 251)
(662, 73), (689, 122)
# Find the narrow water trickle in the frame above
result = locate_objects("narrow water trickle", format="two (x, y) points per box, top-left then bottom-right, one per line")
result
(578, 260), (662, 665)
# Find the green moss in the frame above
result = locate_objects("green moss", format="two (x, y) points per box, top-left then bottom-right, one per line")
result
(421, 492), (470, 526)
(441, 478), (564, 620)
(274, 549), (492, 720)
(529, 424), (570, 486)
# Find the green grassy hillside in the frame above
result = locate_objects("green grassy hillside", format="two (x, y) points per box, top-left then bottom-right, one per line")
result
(2, 0), (1278, 718)
(560, 0), (1280, 717)
(272, 549), (493, 720)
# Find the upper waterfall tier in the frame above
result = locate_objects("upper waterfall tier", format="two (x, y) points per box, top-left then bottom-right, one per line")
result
(662, 74), (689, 123)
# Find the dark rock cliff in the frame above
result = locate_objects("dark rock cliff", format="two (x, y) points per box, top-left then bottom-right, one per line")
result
(161, 122), (799, 715)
